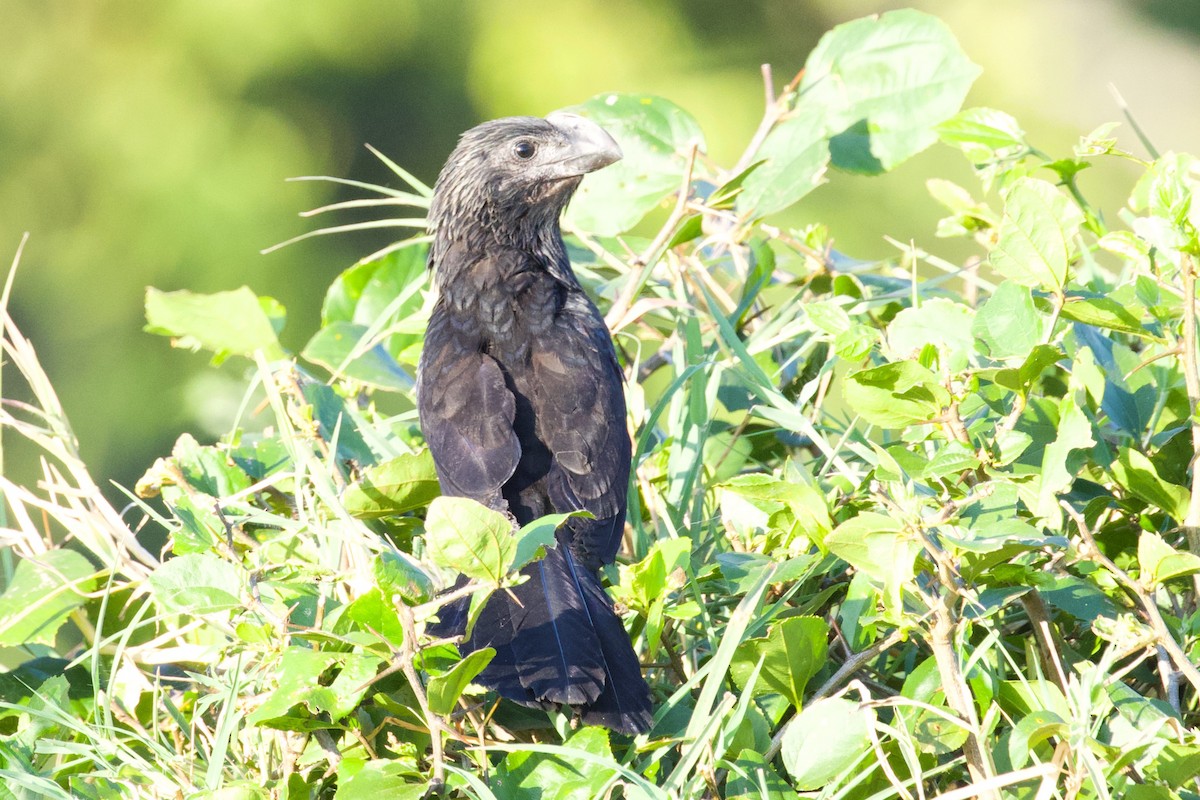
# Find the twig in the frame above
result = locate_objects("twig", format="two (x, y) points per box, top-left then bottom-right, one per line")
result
(931, 764), (1058, 800)
(1020, 592), (1069, 694)
(1108, 84), (1160, 160)
(730, 64), (805, 177)
(397, 603), (446, 791)
(927, 587), (999, 796)
(762, 628), (906, 763)
(1062, 500), (1200, 699)
(1180, 255), (1200, 569)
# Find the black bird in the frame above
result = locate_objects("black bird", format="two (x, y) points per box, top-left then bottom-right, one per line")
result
(417, 113), (653, 734)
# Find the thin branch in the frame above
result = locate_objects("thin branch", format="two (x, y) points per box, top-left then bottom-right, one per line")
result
(1180, 255), (1200, 559)
(397, 603), (446, 791)
(762, 628), (906, 763)
(1062, 500), (1200, 699)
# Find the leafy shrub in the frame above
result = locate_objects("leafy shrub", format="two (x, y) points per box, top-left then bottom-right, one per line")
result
(4, 8), (1200, 799)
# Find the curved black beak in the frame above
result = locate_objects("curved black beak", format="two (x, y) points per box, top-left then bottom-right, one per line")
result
(545, 112), (623, 176)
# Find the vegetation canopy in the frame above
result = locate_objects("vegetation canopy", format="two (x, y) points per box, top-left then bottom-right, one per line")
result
(4, 8), (1200, 799)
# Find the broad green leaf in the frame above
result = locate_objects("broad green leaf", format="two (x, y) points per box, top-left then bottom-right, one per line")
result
(936, 107), (1027, 155)
(425, 648), (494, 716)
(565, 93), (706, 235)
(306, 246), (428, 388)
(1008, 710), (1068, 770)
(336, 760), (425, 800)
(302, 322), (415, 391)
(780, 698), (872, 790)
(374, 551), (434, 607)
(992, 343), (1063, 392)
(825, 513), (913, 580)
(149, 553), (242, 615)
(801, 9), (980, 175)
(342, 587), (405, 646)
(494, 727), (618, 800)
(1058, 296), (1153, 338)
(1111, 447), (1190, 523)
(826, 513), (919, 618)
(322, 245), (428, 328)
(169, 433), (253, 497)
(511, 512), (589, 572)
(990, 178), (1084, 291)
(843, 361), (950, 427)
(343, 450), (440, 518)
(145, 286), (285, 360)
(0, 550), (98, 647)
(973, 281), (1042, 360)
(887, 298), (975, 370)
(730, 616), (829, 709)
(1129, 152), (1200, 225)
(737, 105), (830, 215)
(300, 380), (376, 468)
(424, 496), (516, 584)
(1035, 390), (1095, 519)
(725, 751), (793, 800)
(248, 647), (382, 726)
(1138, 532), (1200, 585)
(922, 441), (981, 481)
(622, 537), (691, 610)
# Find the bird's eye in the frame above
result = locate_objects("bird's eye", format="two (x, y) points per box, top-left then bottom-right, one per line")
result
(513, 140), (537, 160)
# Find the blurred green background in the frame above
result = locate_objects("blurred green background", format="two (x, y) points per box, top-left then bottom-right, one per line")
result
(3, 0), (1200, 499)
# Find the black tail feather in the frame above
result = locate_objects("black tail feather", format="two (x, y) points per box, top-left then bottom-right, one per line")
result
(427, 541), (651, 733)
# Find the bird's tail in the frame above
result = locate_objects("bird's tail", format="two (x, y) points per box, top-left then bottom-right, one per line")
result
(429, 543), (652, 734)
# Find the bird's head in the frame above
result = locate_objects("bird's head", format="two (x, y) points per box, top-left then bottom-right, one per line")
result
(428, 113), (621, 255)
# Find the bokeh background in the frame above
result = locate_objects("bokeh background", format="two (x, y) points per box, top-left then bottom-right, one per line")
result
(3, 0), (1200, 499)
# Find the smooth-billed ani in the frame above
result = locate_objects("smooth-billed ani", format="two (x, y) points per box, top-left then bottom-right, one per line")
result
(417, 113), (652, 734)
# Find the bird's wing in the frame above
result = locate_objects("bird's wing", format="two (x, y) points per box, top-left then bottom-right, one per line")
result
(417, 311), (520, 508)
(530, 294), (631, 568)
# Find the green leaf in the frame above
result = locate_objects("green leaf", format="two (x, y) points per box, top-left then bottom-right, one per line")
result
(335, 760), (425, 800)
(1008, 710), (1068, 770)
(886, 298), (975, 370)
(825, 513), (919, 618)
(843, 361), (950, 427)
(973, 281), (1042, 360)
(494, 727), (618, 800)
(1112, 447), (1190, 523)
(511, 512), (589, 572)
(737, 105), (830, 215)
(565, 93), (706, 235)
(730, 616), (829, 709)
(936, 107), (1027, 155)
(373, 551), (434, 607)
(342, 587), (406, 646)
(990, 178), (1084, 291)
(302, 322), (415, 391)
(148, 553), (242, 615)
(145, 286), (286, 360)
(1058, 296), (1154, 338)
(992, 343), (1063, 392)
(322, 245), (428, 328)
(1035, 390), (1095, 519)
(725, 751), (794, 800)
(0, 550), (98, 647)
(423, 497), (516, 584)
(342, 450), (440, 518)
(248, 647), (382, 726)
(425, 648), (494, 716)
(621, 535), (692, 641)
(1138, 532), (1200, 585)
(780, 698), (872, 790)
(801, 9), (980, 175)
